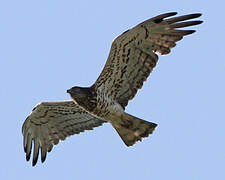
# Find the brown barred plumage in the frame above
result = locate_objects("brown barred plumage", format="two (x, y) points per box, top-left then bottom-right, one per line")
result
(22, 12), (202, 166)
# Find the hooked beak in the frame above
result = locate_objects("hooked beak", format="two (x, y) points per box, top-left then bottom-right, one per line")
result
(66, 88), (72, 94)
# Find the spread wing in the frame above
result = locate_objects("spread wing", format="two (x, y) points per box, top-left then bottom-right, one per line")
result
(94, 12), (202, 108)
(22, 100), (105, 166)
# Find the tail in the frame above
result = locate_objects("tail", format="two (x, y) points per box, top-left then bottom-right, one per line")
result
(111, 112), (157, 146)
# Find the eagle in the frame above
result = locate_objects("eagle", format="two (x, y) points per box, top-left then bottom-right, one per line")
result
(22, 12), (202, 166)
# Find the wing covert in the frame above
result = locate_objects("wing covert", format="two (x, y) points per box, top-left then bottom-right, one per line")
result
(22, 101), (105, 166)
(94, 12), (202, 108)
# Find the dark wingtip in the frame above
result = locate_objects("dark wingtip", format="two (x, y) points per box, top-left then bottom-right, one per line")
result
(151, 12), (178, 23)
(169, 12), (178, 16)
(41, 151), (47, 163)
(159, 12), (177, 18)
(196, 20), (203, 25)
(191, 13), (202, 18)
(26, 153), (31, 161)
(32, 150), (39, 166)
(186, 30), (196, 35)
(41, 156), (46, 163)
(32, 158), (38, 167)
(162, 12), (177, 16)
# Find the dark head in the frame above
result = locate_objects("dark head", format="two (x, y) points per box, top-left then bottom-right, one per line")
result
(67, 86), (87, 101)
(67, 86), (97, 111)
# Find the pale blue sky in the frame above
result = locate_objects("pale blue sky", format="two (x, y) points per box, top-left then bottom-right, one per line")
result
(1, 0), (224, 180)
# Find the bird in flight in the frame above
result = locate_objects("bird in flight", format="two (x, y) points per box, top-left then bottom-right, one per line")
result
(22, 12), (202, 166)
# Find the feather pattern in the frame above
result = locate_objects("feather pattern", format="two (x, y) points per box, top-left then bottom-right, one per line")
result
(22, 12), (202, 166)
(22, 101), (105, 166)
(94, 12), (202, 108)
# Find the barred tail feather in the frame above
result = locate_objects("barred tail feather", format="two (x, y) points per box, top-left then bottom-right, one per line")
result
(111, 112), (157, 146)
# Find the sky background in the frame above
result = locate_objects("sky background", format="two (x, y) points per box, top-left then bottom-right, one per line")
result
(0, 0), (224, 180)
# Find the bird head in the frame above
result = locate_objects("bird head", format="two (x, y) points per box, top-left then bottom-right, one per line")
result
(67, 86), (90, 103)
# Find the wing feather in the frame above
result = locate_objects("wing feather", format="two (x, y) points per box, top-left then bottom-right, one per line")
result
(22, 100), (105, 166)
(94, 12), (202, 108)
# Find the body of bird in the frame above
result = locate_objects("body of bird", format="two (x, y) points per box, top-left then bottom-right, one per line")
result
(22, 12), (203, 166)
